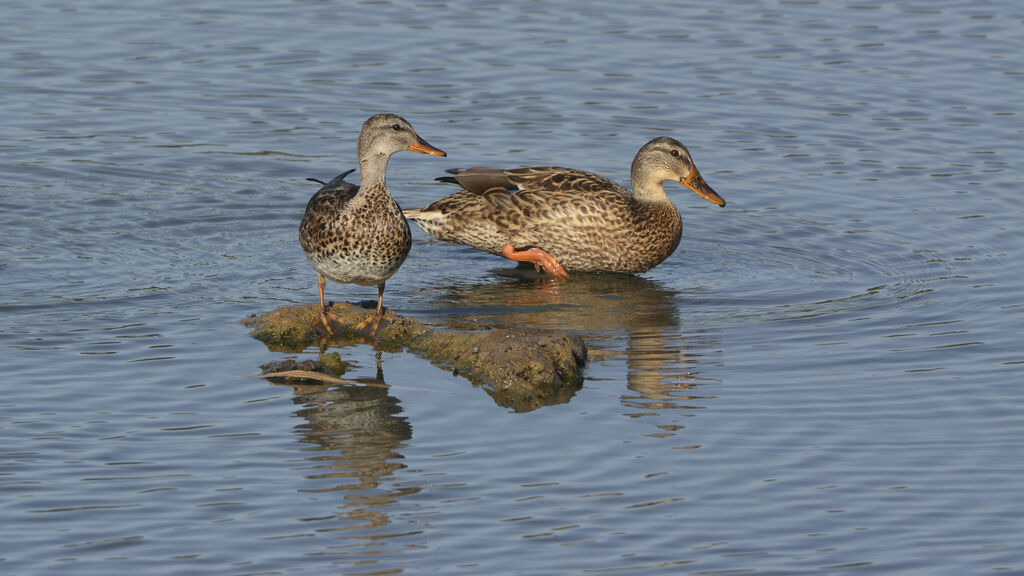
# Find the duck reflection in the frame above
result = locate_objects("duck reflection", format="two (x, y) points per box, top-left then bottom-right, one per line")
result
(273, 362), (413, 532)
(423, 266), (719, 408)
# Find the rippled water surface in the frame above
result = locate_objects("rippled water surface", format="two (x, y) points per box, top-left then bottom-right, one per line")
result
(3, 1), (1023, 574)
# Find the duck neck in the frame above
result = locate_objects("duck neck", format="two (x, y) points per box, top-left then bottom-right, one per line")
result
(358, 150), (391, 192)
(630, 177), (670, 203)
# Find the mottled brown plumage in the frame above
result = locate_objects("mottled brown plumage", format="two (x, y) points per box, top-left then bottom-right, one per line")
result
(299, 114), (445, 332)
(404, 137), (725, 276)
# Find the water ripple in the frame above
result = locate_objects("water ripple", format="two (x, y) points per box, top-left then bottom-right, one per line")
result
(2, 1), (1023, 575)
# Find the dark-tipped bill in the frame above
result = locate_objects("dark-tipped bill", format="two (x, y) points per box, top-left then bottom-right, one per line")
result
(680, 170), (726, 207)
(408, 137), (447, 157)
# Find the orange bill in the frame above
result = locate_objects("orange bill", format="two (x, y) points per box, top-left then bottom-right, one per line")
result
(680, 169), (726, 207)
(408, 137), (447, 157)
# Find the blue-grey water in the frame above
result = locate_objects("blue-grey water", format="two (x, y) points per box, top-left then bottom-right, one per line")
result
(2, 1), (1023, 574)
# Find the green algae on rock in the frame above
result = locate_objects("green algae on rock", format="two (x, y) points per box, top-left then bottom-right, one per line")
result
(416, 327), (586, 411)
(242, 304), (324, 353)
(243, 302), (587, 412)
(254, 352), (357, 386)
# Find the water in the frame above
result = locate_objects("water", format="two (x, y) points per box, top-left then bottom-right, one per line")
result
(2, 0), (1023, 574)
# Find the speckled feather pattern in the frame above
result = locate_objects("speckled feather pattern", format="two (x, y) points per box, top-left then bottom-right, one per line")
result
(299, 174), (412, 286)
(297, 114), (444, 304)
(408, 166), (683, 274)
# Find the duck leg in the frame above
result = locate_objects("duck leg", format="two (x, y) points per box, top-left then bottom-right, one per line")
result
(500, 244), (570, 279)
(354, 282), (388, 337)
(317, 274), (345, 334)
(318, 274), (328, 311)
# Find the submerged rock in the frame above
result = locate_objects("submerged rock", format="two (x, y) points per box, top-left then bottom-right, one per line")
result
(243, 302), (588, 412)
(256, 352), (355, 385)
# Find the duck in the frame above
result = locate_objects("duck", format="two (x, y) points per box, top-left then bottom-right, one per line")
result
(299, 113), (445, 335)
(403, 136), (724, 278)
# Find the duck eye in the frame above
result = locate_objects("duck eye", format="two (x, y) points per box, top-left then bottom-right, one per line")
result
(392, 124), (402, 132)
(670, 149), (680, 157)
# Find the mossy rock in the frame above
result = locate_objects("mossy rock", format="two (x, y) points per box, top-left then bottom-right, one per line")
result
(416, 328), (586, 411)
(243, 302), (587, 412)
(242, 304), (323, 352)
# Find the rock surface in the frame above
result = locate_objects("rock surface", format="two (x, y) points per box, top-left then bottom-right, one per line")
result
(243, 302), (588, 412)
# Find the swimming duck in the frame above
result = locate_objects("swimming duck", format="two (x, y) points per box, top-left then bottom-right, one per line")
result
(299, 113), (445, 334)
(403, 136), (724, 277)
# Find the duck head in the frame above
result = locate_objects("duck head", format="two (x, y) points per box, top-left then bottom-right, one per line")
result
(631, 136), (725, 207)
(358, 113), (447, 159)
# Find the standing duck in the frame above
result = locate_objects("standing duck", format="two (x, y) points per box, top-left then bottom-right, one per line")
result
(300, 113), (445, 334)
(403, 136), (725, 277)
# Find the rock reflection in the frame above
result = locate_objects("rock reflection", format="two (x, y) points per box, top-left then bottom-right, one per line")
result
(274, 363), (414, 534)
(427, 267), (720, 411)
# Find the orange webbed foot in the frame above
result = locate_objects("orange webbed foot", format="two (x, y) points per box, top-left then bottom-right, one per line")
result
(353, 312), (392, 339)
(501, 244), (570, 280)
(319, 308), (347, 335)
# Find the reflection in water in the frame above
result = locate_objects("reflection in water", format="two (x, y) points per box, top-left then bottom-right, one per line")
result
(260, 269), (722, 557)
(426, 267), (720, 414)
(272, 363), (414, 537)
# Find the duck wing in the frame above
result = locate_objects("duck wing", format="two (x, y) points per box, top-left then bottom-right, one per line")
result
(437, 167), (516, 194)
(301, 169), (361, 229)
(439, 166), (628, 197)
(306, 168), (358, 195)
(503, 166), (629, 196)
